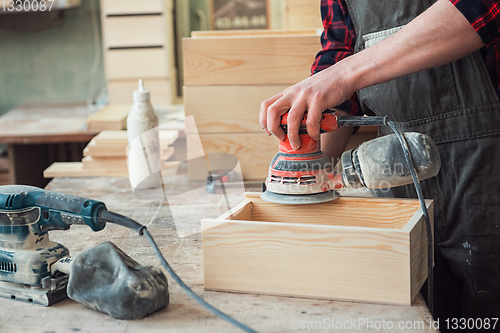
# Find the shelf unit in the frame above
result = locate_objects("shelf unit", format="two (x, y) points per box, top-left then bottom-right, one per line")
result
(100, 0), (178, 106)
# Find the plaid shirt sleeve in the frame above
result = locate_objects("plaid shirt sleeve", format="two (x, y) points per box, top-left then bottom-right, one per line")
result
(310, 0), (362, 116)
(450, 0), (500, 47)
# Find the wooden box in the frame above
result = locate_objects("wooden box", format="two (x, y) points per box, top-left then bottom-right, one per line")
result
(202, 193), (433, 305)
(183, 34), (320, 86)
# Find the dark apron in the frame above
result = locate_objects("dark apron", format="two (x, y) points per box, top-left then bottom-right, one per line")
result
(345, 0), (500, 323)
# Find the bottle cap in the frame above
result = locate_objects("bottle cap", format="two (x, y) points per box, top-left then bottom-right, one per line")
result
(133, 79), (150, 101)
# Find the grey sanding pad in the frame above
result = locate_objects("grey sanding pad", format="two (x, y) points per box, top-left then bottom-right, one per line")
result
(67, 242), (169, 320)
(260, 190), (339, 205)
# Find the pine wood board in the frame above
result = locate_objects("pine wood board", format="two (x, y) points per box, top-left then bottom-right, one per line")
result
(183, 35), (320, 86)
(101, 0), (164, 16)
(84, 143), (176, 158)
(44, 161), (181, 178)
(84, 130), (179, 157)
(81, 149), (175, 171)
(202, 193), (433, 305)
(103, 15), (166, 49)
(92, 129), (179, 145)
(187, 132), (278, 181)
(86, 105), (129, 132)
(105, 48), (169, 80)
(190, 29), (320, 38)
(184, 85), (289, 133)
(44, 162), (128, 178)
(107, 78), (173, 106)
(81, 156), (127, 171)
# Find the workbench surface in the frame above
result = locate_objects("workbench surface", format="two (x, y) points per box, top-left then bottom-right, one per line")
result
(2, 177), (438, 333)
(0, 102), (97, 144)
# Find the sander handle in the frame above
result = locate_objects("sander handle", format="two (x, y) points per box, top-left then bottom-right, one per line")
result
(337, 115), (387, 127)
(0, 185), (106, 232)
(281, 110), (386, 134)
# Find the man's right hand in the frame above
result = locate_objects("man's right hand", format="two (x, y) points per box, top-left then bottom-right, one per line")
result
(259, 64), (355, 151)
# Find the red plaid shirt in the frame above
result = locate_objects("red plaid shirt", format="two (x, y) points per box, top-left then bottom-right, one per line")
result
(311, 0), (500, 116)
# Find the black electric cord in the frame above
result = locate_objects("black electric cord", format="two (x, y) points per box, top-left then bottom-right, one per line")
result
(387, 121), (434, 315)
(99, 210), (258, 333)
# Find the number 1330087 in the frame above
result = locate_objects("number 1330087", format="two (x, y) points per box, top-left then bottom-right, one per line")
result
(2, 0), (54, 12)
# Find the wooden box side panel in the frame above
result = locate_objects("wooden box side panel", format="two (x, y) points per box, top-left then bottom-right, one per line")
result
(182, 35), (320, 86)
(186, 133), (278, 181)
(410, 200), (434, 301)
(244, 192), (421, 229)
(184, 85), (289, 133)
(202, 220), (412, 305)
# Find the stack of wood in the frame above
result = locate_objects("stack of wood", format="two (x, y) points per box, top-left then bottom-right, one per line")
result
(44, 130), (179, 178)
(86, 105), (129, 132)
(183, 29), (322, 181)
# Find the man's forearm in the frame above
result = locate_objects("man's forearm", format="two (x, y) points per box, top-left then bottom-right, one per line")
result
(259, 0), (485, 150)
(339, 0), (484, 92)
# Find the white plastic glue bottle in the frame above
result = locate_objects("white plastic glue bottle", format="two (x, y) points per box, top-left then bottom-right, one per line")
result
(127, 79), (161, 190)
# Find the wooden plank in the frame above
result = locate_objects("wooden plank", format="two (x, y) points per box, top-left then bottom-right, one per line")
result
(44, 161), (181, 178)
(187, 132), (278, 181)
(103, 15), (166, 48)
(81, 156), (127, 171)
(191, 29), (319, 38)
(202, 194), (433, 305)
(184, 85), (289, 133)
(183, 35), (320, 86)
(107, 78), (172, 106)
(84, 140), (176, 158)
(84, 142), (125, 157)
(101, 0), (163, 15)
(91, 130), (179, 146)
(82, 149), (175, 171)
(44, 162), (128, 178)
(105, 48), (169, 80)
(86, 105), (129, 132)
(202, 219), (412, 304)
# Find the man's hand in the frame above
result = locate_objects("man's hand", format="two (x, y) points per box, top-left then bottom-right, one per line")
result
(259, 0), (483, 151)
(259, 64), (354, 150)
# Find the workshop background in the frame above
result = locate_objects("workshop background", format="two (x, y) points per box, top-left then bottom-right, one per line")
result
(0, 0), (327, 187)
(0, 1), (439, 332)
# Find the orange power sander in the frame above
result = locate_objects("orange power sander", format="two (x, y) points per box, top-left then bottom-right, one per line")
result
(261, 110), (441, 205)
